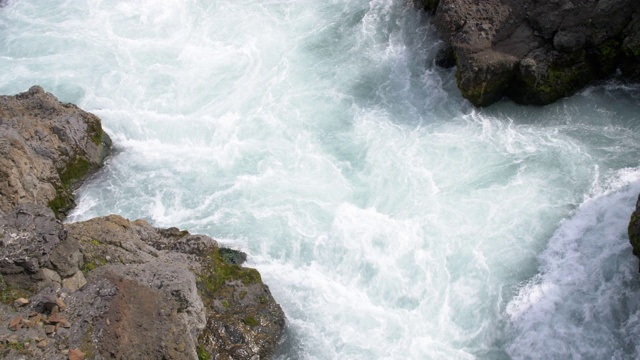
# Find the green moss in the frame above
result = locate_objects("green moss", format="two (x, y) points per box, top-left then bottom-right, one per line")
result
(4, 342), (30, 355)
(244, 316), (259, 327)
(222, 300), (230, 308)
(196, 247), (262, 300)
(592, 39), (621, 75)
(81, 261), (97, 273)
(60, 156), (91, 189)
(0, 274), (29, 305)
(197, 344), (211, 360)
(48, 187), (74, 219)
(48, 156), (96, 218)
(525, 62), (590, 104)
(90, 239), (102, 246)
(80, 257), (107, 274)
(86, 120), (104, 147)
(457, 69), (513, 107)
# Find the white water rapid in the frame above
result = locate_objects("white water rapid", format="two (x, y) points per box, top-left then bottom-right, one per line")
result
(2, 0), (640, 359)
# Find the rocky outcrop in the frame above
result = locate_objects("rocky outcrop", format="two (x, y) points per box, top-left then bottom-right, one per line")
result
(0, 86), (111, 218)
(0, 87), (285, 359)
(628, 195), (640, 271)
(421, 0), (640, 106)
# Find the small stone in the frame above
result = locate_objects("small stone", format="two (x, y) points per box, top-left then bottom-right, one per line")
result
(37, 340), (47, 348)
(56, 297), (67, 312)
(61, 349), (69, 355)
(30, 314), (43, 325)
(47, 313), (64, 324)
(20, 319), (33, 328)
(8, 316), (23, 331)
(68, 348), (85, 360)
(13, 297), (29, 307)
(41, 268), (62, 285)
(62, 271), (87, 292)
(44, 325), (56, 334)
(24, 342), (30, 348)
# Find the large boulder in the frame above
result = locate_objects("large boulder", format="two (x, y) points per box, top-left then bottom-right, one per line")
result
(424, 0), (640, 106)
(0, 87), (285, 359)
(0, 86), (111, 218)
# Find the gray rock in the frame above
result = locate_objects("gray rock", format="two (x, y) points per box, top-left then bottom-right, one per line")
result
(427, 0), (640, 106)
(0, 86), (111, 217)
(0, 87), (284, 359)
(61, 271), (86, 292)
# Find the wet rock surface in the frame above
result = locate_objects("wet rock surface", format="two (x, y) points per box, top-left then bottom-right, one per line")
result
(420, 0), (640, 106)
(0, 87), (285, 359)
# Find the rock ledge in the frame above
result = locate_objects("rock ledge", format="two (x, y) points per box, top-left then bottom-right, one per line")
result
(0, 87), (285, 359)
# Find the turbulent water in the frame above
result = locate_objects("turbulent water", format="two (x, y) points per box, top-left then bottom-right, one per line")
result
(2, 0), (640, 358)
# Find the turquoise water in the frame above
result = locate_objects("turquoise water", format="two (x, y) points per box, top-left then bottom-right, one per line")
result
(2, 0), (640, 358)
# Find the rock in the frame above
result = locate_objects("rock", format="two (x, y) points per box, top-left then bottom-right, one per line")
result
(64, 216), (285, 359)
(8, 315), (22, 330)
(41, 268), (62, 288)
(62, 271), (87, 292)
(56, 297), (67, 312)
(426, 0), (640, 106)
(0, 86), (111, 217)
(68, 348), (85, 360)
(628, 194), (640, 271)
(13, 297), (29, 307)
(0, 87), (285, 359)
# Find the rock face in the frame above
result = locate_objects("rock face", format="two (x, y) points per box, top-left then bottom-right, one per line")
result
(628, 195), (640, 271)
(0, 87), (285, 359)
(421, 0), (640, 106)
(0, 86), (111, 218)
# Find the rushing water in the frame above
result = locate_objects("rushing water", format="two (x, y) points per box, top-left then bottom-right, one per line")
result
(2, 0), (640, 359)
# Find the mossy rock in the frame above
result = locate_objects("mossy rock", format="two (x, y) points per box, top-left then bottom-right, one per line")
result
(197, 248), (261, 299)
(508, 49), (595, 105)
(48, 155), (100, 218)
(458, 69), (514, 106)
(591, 39), (622, 76)
(218, 248), (247, 265)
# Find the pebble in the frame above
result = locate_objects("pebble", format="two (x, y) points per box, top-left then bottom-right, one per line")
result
(13, 297), (29, 307)
(44, 325), (56, 334)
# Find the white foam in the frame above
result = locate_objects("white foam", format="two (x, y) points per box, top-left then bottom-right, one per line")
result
(3, 0), (640, 359)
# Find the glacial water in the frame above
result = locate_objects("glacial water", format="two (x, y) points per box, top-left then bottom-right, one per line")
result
(2, 0), (640, 359)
